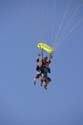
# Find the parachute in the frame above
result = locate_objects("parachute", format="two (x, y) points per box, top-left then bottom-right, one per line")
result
(37, 42), (54, 54)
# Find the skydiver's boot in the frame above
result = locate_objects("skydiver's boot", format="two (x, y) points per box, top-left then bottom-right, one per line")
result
(34, 79), (36, 85)
(43, 82), (47, 90)
(44, 84), (47, 90)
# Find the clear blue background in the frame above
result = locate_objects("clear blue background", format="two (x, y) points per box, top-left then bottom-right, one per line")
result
(0, 0), (83, 125)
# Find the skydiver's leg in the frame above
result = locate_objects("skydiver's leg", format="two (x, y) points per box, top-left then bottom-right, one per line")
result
(34, 72), (41, 85)
(47, 77), (51, 83)
(40, 79), (43, 86)
(40, 76), (47, 87)
(41, 77), (48, 89)
(40, 72), (45, 86)
(43, 81), (47, 90)
(42, 76), (51, 88)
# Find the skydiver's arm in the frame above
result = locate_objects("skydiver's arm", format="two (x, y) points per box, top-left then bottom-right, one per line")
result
(49, 54), (53, 62)
(36, 54), (41, 61)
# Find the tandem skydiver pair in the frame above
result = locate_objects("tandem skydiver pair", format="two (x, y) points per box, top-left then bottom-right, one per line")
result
(34, 42), (53, 90)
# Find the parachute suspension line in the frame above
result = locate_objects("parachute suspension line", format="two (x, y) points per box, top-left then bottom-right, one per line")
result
(54, 0), (73, 47)
(54, 1), (83, 51)
(64, 18), (83, 41)
(41, 49), (44, 61)
(56, 3), (82, 43)
(55, 8), (68, 42)
(55, 0), (83, 50)
(55, 17), (83, 51)
(67, 3), (82, 26)
(50, 0), (57, 46)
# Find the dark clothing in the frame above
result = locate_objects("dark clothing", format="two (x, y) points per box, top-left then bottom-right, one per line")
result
(36, 65), (40, 71)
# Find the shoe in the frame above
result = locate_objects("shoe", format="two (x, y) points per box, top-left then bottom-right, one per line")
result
(44, 84), (47, 90)
(34, 80), (36, 85)
(44, 86), (47, 90)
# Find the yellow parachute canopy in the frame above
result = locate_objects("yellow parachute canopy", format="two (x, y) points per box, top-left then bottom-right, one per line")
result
(37, 42), (53, 54)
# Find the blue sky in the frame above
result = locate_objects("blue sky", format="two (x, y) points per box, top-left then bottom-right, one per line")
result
(0, 0), (83, 125)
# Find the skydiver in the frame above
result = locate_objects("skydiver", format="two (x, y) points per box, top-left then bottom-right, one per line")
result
(34, 54), (49, 85)
(41, 54), (52, 73)
(34, 54), (42, 85)
(41, 62), (51, 89)
(41, 54), (53, 89)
